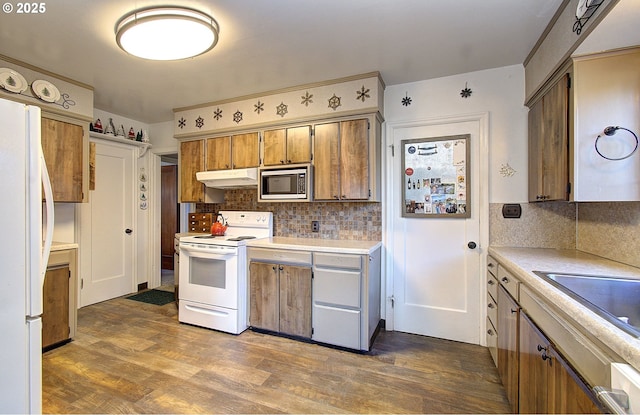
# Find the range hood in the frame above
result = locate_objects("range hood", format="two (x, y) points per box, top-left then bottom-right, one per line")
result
(196, 168), (258, 189)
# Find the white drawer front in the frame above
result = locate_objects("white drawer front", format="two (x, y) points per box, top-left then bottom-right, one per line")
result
(312, 304), (360, 350)
(313, 268), (361, 308)
(314, 252), (362, 270)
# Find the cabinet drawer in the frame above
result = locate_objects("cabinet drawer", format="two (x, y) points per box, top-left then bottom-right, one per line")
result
(189, 213), (213, 221)
(487, 293), (498, 325)
(498, 265), (520, 300)
(314, 252), (362, 270)
(486, 316), (498, 366)
(487, 255), (498, 277)
(189, 225), (210, 233)
(313, 268), (361, 308)
(487, 272), (498, 301)
(248, 247), (312, 266)
(312, 304), (360, 350)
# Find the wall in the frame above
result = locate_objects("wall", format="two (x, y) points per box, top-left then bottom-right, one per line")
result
(385, 64), (529, 203)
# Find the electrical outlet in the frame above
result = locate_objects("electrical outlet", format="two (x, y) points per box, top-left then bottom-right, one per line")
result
(311, 221), (320, 232)
(502, 203), (522, 219)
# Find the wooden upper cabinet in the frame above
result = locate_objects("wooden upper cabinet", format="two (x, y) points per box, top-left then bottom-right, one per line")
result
(41, 117), (85, 202)
(314, 118), (370, 201)
(205, 136), (231, 170)
(314, 122), (340, 200)
(206, 133), (258, 170)
(340, 119), (369, 200)
(232, 132), (260, 169)
(180, 139), (205, 202)
(263, 126), (311, 166)
(528, 73), (570, 202)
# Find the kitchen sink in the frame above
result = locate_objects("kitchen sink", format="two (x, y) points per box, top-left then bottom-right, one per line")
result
(533, 271), (640, 338)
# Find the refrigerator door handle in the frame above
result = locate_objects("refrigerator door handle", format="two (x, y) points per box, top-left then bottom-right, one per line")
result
(40, 150), (54, 281)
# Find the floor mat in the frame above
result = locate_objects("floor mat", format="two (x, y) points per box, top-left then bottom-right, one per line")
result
(126, 289), (175, 306)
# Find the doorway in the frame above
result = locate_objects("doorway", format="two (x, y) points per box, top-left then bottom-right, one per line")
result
(160, 154), (179, 288)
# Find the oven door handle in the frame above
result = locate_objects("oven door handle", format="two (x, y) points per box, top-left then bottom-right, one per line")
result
(180, 244), (237, 258)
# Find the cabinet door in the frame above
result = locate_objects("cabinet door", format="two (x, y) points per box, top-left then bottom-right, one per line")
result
(550, 348), (603, 414)
(279, 265), (312, 338)
(519, 312), (552, 414)
(497, 285), (520, 413)
(41, 118), (84, 202)
(313, 122), (340, 200)
(249, 262), (279, 332)
(528, 98), (545, 201)
(180, 140), (205, 202)
(263, 129), (287, 166)
(340, 119), (369, 200)
(542, 74), (569, 201)
(42, 265), (70, 348)
(206, 136), (232, 170)
(528, 74), (569, 202)
(231, 132), (259, 168)
(286, 126), (311, 164)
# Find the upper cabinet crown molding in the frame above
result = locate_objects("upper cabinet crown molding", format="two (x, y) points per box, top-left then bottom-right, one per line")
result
(173, 72), (384, 139)
(0, 54), (94, 122)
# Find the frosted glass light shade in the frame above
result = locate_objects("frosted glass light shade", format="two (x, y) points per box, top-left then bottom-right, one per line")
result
(115, 7), (219, 60)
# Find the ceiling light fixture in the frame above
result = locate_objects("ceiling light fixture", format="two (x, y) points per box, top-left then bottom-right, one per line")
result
(115, 6), (219, 61)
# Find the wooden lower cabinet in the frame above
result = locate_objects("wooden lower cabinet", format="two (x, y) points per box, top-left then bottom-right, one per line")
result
(43, 247), (77, 350)
(42, 265), (70, 348)
(249, 261), (312, 338)
(519, 312), (602, 414)
(497, 285), (520, 413)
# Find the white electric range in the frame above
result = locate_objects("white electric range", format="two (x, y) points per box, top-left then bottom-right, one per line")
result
(178, 211), (272, 334)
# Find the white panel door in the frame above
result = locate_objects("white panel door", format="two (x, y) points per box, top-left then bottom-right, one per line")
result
(80, 140), (134, 306)
(388, 115), (486, 344)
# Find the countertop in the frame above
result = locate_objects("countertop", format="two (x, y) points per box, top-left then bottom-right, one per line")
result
(247, 237), (382, 255)
(488, 247), (640, 373)
(51, 241), (79, 251)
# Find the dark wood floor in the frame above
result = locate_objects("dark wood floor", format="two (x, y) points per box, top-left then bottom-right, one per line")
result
(42, 291), (510, 414)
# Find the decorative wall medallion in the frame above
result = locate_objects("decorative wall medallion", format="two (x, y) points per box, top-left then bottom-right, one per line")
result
(328, 94), (341, 110)
(500, 163), (516, 177)
(213, 108), (223, 121)
(178, 117), (186, 129)
(195, 116), (204, 129)
(233, 110), (243, 124)
(401, 92), (412, 106)
(301, 91), (313, 107)
(254, 100), (264, 114)
(460, 82), (472, 98)
(356, 85), (370, 102)
(276, 102), (288, 117)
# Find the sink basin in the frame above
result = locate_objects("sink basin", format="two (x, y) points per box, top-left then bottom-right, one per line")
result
(533, 271), (640, 338)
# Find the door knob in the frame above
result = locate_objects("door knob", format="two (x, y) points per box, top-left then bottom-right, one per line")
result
(125, 228), (133, 234)
(467, 241), (477, 249)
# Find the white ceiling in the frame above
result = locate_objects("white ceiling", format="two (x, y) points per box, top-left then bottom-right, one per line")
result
(0, 0), (629, 124)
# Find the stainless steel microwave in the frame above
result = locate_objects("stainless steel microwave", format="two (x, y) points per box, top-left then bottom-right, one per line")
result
(258, 164), (311, 202)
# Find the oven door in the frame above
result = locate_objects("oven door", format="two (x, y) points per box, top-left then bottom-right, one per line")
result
(179, 243), (238, 310)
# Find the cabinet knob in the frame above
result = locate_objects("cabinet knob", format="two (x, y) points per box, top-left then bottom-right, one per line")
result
(488, 303), (495, 309)
(502, 277), (510, 283)
(287, 159), (292, 164)
(488, 280), (495, 285)
(280, 160), (285, 164)
(125, 228), (133, 234)
(333, 195), (339, 199)
(467, 241), (477, 249)
(510, 308), (518, 314)
(487, 329), (495, 336)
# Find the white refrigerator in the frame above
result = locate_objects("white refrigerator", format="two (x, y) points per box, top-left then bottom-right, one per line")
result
(0, 97), (54, 413)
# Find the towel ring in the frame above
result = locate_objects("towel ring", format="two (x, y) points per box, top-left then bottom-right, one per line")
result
(594, 126), (638, 161)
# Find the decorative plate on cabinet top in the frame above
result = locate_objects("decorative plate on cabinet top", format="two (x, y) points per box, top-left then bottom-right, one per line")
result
(31, 79), (60, 103)
(0, 68), (28, 93)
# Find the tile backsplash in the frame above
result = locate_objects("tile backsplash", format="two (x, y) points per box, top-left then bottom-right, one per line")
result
(196, 189), (382, 241)
(490, 201), (640, 269)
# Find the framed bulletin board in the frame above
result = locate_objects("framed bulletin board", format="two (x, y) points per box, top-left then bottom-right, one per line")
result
(401, 134), (470, 218)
